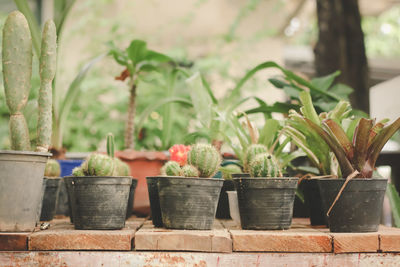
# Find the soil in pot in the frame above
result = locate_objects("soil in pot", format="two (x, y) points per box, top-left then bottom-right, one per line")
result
(234, 177), (298, 230)
(40, 177), (62, 221)
(0, 150), (50, 232)
(303, 179), (327, 226)
(126, 178), (138, 219)
(318, 178), (388, 233)
(158, 177), (223, 230)
(146, 177), (163, 227)
(70, 176), (132, 230)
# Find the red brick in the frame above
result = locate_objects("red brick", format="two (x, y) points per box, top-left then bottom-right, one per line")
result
(29, 217), (145, 251)
(379, 225), (400, 252)
(0, 233), (29, 251)
(331, 232), (379, 253)
(135, 220), (231, 253)
(230, 229), (332, 252)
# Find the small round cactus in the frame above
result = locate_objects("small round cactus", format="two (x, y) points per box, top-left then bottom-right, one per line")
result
(187, 144), (221, 178)
(72, 166), (85, 177)
(83, 153), (115, 176)
(244, 144), (268, 172)
(180, 165), (200, 177)
(44, 159), (61, 177)
(249, 153), (282, 178)
(221, 164), (242, 180)
(113, 158), (131, 176)
(161, 161), (181, 176)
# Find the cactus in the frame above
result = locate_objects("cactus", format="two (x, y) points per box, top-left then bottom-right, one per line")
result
(106, 133), (115, 158)
(187, 144), (221, 178)
(161, 161), (181, 176)
(44, 159), (61, 177)
(113, 158), (131, 176)
(72, 167), (85, 177)
(2, 11), (33, 150)
(244, 144), (268, 172)
(36, 20), (56, 152)
(180, 165), (200, 177)
(82, 153), (115, 176)
(249, 153), (282, 178)
(221, 164), (242, 180)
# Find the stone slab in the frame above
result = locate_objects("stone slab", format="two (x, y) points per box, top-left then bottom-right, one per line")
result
(135, 220), (232, 253)
(29, 217), (145, 251)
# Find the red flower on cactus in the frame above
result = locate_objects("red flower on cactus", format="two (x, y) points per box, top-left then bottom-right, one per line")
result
(169, 144), (191, 166)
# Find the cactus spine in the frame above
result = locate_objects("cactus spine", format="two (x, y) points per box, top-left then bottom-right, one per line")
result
(161, 161), (181, 176)
(180, 165), (200, 177)
(44, 159), (61, 177)
(187, 144), (221, 178)
(36, 20), (56, 152)
(2, 11), (32, 150)
(249, 153), (282, 178)
(244, 144), (268, 172)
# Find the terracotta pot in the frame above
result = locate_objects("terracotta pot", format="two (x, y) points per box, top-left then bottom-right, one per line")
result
(116, 150), (167, 216)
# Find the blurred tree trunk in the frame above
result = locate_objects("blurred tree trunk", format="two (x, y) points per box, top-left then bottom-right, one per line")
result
(314, 0), (369, 114)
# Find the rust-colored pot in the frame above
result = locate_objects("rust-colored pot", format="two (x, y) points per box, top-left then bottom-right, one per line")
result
(116, 150), (167, 216)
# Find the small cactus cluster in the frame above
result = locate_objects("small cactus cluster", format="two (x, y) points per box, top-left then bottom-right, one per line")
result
(249, 153), (282, 178)
(243, 144), (268, 172)
(44, 159), (61, 177)
(160, 144), (221, 178)
(2, 11), (56, 152)
(72, 133), (131, 177)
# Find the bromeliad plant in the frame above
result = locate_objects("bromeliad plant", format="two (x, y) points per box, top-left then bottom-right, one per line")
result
(160, 144), (221, 178)
(2, 11), (56, 152)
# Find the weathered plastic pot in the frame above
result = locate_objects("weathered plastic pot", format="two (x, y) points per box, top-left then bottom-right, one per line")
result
(40, 177), (62, 221)
(126, 178), (138, 219)
(215, 179), (235, 219)
(56, 159), (84, 216)
(234, 177), (298, 230)
(0, 150), (50, 232)
(146, 177), (163, 227)
(158, 177), (223, 230)
(64, 176), (75, 223)
(303, 179), (327, 226)
(69, 176), (132, 230)
(318, 178), (388, 233)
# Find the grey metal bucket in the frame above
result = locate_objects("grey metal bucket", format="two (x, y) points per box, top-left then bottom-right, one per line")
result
(0, 150), (50, 231)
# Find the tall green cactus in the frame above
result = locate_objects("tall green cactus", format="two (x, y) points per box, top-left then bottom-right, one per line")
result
(244, 144), (268, 173)
(36, 20), (56, 152)
(2, 11), (32, 150)
(187, 144), (221, 178)
(249, 153), (282, 178)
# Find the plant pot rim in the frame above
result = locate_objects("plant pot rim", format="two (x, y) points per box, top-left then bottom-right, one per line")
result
(66, 176), (133, 185)
(317, 177), (388, 181)
(0, 150), (52, 157)
(233, 177), (299, 181)
(154, 176), (223, 181)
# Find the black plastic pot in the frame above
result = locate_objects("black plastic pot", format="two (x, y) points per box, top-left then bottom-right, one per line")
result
(318, 178), (387, 233)
(126, 178), (138, 218)
(234, 177), (298, 230)
(64, 176), (75, 223)
(69, 176), (132, 230)
(215, 179), (235, 219)
(146, 177), (163, 227)
(158, 177), (223, 230)
(40, 177), (62, 221)
(303, 179), (327, 226)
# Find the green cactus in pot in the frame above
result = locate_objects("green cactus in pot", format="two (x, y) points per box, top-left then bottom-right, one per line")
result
(161, 161), (181, 176)
(249, 153), (282, 178)
(2, 11), (56, 152)
(44, 159), (61, 177)
(180, 165), (200, 178)
(187, 144), (221, 178)
(243, 144), (269, 173)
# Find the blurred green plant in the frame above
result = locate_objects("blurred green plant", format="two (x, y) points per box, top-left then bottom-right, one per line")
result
(387, 183), (400, 228)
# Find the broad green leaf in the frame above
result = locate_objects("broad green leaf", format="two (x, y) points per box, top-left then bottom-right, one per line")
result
(126, 40), (147, 65)
(259, 119), (280, 148)
(108, 43), (129, 67)
(144, 50), (172, 62)
(244, 102), (298, 116)
(283, 86), (300, 99)
(387, 183), (400, 228)
(310, 70), (340, 91)
(353, 118), (373, 173)
(329, 83), (353, 100)
(268, 78), (288, 89)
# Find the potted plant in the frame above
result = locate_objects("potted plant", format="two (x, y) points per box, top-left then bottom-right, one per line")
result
(68, 134), (135, 230)
(155, 144), (224, 230)
(301, 94), (400, 232)
(40, 159), (62, 221)
(234, 150), (299, 230)
(282, 91), (353, 225)
(0, 11), (55, 231)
